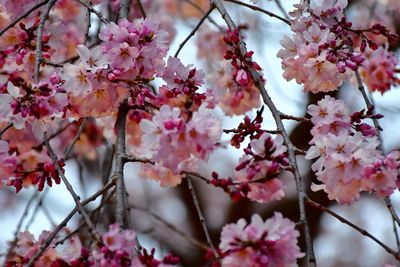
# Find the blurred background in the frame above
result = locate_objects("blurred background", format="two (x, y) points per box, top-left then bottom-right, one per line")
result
(1, 0), (400, 266)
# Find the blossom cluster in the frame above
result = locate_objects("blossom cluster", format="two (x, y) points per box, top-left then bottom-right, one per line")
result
(196, 28), (261, 116)
(209, 109), (290, 203)
(138, 57), (222, 187)
(306, 96), (400, 204)
(217, 213), (303, 267)
(6, 224), (180, 267)
(278, 0), (399, 93)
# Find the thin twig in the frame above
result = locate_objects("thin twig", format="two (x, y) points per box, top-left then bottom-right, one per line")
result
(44, 136), (101, 241)
(83, 1), (92, 44)
(186, 177), (221, 262)
(0, 0), (49, 37)
(211, 1), (316, 265)
(64, 118), (87, 160)
(273, 0), (290, 20)
(279, 112), (310, 122)
(34, 0), (58, 83)
(174, 5), (215, 57)
(305, 197), (400, 261)
(25, 178), (116, 266)
(223, 0), (291, 25)
(55, 188), (116, 246)
(76, 0), (109, 24)
(131, 204), (209, 250)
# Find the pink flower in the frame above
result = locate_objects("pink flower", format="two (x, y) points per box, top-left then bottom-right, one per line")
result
(219, 213), (303, 267)
(235, 69), (249, 86)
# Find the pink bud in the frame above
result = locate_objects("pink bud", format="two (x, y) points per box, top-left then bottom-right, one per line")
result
(235, 69), (249, 86)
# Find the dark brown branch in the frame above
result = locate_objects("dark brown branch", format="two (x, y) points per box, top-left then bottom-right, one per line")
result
(0, 0), (49, 37)
(0, 123), (13, 139)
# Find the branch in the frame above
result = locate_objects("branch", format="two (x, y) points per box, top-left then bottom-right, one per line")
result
(174, 5), (215, 57)
(0, 0), (49, 37)
(26, 179), (116, 266)
(273, 0), (290, 20)
(76, 0), (109, 24)
(33, 0), (57, 83)
(113, 101), (130, 227)
(223, 0), (291, 26)
(186, 177), (221, 262)
(44, 136), (101, 241)
(131, 204), (210, 251)
(64, 118), (87, 160)
(305, 197), (400, 261)
(0, 123), (13, 139)
(211, 1), (316, 265)
(355, 70), (400, 233)
(55, 188), (116, 246)
(119, 0), (131, 19)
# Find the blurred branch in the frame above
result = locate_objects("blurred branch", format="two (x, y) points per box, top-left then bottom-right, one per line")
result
(305, 197), (400, 261)
(135, 0), (147, 18)
(131, 204), (210, 251)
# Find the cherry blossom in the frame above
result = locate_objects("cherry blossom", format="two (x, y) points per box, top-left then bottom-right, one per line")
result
(219, 213), (303, 267)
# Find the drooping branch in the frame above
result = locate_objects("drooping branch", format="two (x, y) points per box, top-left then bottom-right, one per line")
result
(212, 1), (316, 265)
(186, 177), (221, 262)
(44, 137), (101, 241)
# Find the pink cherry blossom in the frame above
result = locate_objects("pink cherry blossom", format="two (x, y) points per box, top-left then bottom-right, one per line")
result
(219, 213), (303, 267)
